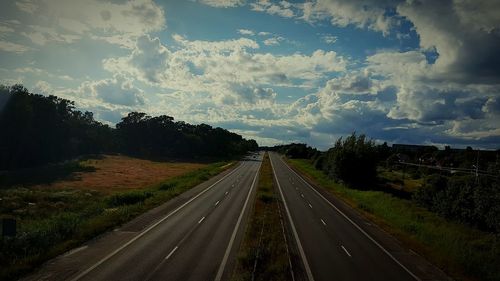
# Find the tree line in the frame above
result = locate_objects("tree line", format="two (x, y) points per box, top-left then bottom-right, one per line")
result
(270, 136), (380, 186)
(273, 134), (500, 233)
(0, 85), (257, 170)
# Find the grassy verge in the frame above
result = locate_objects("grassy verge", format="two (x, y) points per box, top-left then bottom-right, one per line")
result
(231, 153), (291, 281)
(377, 167), (423, 193)
(287, 158), (500, 281)
(0, 161), (233, 281)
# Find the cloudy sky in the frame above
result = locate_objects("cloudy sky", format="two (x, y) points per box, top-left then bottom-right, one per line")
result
(1, 0), (499, 149)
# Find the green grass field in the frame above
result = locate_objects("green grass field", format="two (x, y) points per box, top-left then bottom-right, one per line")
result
(288, 158), (500, 281)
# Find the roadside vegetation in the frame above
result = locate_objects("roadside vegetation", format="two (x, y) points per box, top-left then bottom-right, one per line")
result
(280, 133), (500, 281)
(0, 156), (233, 281)
(377, 167), (423, 193)
(232, 153), (292, 281)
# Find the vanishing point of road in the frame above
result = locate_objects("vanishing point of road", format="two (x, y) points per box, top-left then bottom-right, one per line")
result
(24, 151), (447, 281)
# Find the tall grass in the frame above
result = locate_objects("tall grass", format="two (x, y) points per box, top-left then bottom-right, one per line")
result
(288, 159), (500, 281)
(107, 191), (153, 207)
(0, 161), (233, 281)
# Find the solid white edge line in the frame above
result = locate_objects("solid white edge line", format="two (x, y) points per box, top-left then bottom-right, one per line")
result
(278, 204), (295, 281)
(214, 157), (262, 281)
(270, 153), (315, 281)
(165, 246), (178, 260)
(341, 245), (352, 257)
(279, 157), (422, 281)
(69, 162), (244, 281)
(64, 245), (88, 257)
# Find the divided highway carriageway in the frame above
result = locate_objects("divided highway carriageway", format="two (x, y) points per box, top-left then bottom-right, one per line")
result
(24, 151), (447, 281)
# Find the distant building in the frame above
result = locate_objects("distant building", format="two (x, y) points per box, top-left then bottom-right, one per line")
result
(392, 144), (438, 152)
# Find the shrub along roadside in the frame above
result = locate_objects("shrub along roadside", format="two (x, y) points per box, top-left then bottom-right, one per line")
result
(0, 161), (233, 281)
(413, 174), (500, 233)
(231, 153), (292, 281)
(321, 133), (378, 187)
(287, 158), (500, 281)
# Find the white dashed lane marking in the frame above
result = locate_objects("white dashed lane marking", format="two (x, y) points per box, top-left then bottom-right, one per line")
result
(341, 245), (352, 257)
(164, 246), (178, 260)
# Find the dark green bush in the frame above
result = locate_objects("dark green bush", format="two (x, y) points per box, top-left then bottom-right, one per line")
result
(159, 181), (177, 190)
(313, 153), (325, 170)
(414, 174), (500, 232)
(413, 174), (448, 207)
(107, 191), (153, 207)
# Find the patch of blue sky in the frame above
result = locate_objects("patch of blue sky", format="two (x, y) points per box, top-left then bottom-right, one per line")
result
(271, 85), (309, 103)
(156, 1), (259, 42)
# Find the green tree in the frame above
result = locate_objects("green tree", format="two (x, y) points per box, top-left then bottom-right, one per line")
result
(323, 133), (378, 187)
(0, 85), (113, 169)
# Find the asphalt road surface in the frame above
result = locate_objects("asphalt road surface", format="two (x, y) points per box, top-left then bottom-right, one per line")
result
(24, 151), (447, 281)
(269, 152), (419, 281)
(25, 152), (262, 281)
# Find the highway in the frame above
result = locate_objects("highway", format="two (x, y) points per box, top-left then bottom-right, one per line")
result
(269, 152), (418, 281)
(23, 151), (447, 281)
(24, 152), (262, 281)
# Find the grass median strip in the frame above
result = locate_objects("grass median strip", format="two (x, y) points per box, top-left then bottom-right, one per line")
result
(287, 158), (500, 281)
(0, 159), (233, 281)
(231, 153), (292, 281)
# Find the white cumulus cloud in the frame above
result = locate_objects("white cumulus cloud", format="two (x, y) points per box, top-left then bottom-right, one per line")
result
(199, 0), (245, 8)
